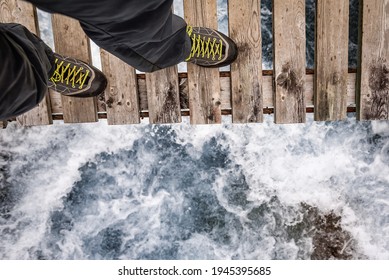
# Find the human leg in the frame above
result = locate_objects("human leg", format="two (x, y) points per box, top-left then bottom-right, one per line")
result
(25, 0), (238, 72)
(0, 23), (107, 120)
(28, 0), (191, 72)
(0, 23), (54, 120)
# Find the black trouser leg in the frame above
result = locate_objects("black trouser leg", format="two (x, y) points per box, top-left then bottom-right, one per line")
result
(28, 0), (191, 72)
(0, 23), (54, 120)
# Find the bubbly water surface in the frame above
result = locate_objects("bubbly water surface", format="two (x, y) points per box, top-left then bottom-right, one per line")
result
(1, 0), (388, 260)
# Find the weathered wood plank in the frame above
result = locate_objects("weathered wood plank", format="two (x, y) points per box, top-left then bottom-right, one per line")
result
(315, 0), (349, 121)
(0, 0), (52, 126)
(49, 91), (62, 115)
(184, 0), (221, 124)
(273, 0), (306, 124)
(145, 67), (181, 124)
(52, 14), (97, 123)
(100, 50), (140, 125)
(145, 6), (181, 124)
(357, 0), (389, 120)
(229, 0), (263, 123)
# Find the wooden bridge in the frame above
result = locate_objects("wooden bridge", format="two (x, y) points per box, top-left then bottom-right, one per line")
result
(0, 0), (388, 128)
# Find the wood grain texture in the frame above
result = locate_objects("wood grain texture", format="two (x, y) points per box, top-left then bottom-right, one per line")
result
(50, 72), (357, 117)
(100, 50), (140, 125)
(139, 72), (356, 111)
(0, 0), (52, 126)
(184, 0), (221, 124)
(273, 0), (306, 124)
(229, 0), (263, 123)
(146, 67), (181, 124)
(357, 0), (389, 120)
(315, 0), (349, 121)
(52, 14), (97, 123)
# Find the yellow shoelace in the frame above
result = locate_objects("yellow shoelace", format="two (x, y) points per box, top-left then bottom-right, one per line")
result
(50, 58), (90, 89)
(185, 26), (223, 62)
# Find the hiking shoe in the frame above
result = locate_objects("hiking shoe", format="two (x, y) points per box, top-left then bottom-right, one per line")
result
(185, 26), (238, 68)
(48, 53), (107, 98)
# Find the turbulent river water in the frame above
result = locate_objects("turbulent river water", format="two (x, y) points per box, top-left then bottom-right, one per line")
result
(1, 0), (389, 260)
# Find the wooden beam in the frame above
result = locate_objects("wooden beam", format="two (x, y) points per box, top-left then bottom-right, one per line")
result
(184, 0), (221, 124)
(0, 0), (52, 126)
(315, 0), (349, 121)
(273, 0), (306, 124)
(49, 106), (358, 122)
(52, 14), (98, 123)
(146, 67), (181, 124)
(46, 71), (358, 117)
(100, 50), (140, 125)
(137, 72), (357, 114)
(229, 0), (263, 123)
(357, 0), (389, 120)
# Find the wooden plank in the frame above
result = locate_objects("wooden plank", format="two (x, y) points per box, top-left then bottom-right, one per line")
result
(100, 50), (140, 125)
(52, 14), (97, 123)
(357, 0), (389, 120)
(315, 0), (349, 121)
(229, 0), (263, 123)
(0, 0), (52, 126)
(49, 91), (62, 115)
(184, 0), (221, 124)
(145, 67), (181, 124)
(145, 6), (181, 124)
(273, 0), (306, 124)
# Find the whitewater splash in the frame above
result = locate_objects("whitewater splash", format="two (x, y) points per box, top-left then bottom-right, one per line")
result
(1, 0), (388, 260)
(1, 117), (389, 260)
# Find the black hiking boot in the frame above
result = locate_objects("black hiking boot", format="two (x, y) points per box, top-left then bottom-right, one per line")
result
(185, 26), (238, 68)
(48, 53), (107, 98)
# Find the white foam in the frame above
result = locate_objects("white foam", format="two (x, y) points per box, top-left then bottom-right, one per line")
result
(1, 117), (389, 259)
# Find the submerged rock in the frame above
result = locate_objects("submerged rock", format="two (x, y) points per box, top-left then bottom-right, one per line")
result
(287, 203), (365, 260)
